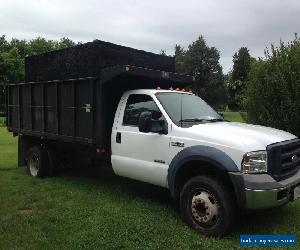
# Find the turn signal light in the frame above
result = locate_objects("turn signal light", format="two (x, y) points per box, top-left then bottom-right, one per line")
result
(96, 148), (106, 153)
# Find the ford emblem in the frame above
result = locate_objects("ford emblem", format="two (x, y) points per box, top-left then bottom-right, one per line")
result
(292, 155), (299, 163)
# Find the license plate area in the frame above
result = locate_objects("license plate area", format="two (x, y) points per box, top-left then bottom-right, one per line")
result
(293, 186), (300, 201)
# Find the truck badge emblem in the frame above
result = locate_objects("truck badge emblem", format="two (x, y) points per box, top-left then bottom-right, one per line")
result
(171, 141), (185, 147)
(161, 71), (170, 79)
(84, 104), (91, 113)
(292, 155), (298, 163)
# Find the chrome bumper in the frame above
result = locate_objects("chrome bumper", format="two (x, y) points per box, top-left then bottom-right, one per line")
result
(230, 169), (300, 209)
(244, 171), (300, 209)
(245, 187), (292, 209)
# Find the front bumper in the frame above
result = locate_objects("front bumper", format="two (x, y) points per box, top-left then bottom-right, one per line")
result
(229, 169), (300, 209)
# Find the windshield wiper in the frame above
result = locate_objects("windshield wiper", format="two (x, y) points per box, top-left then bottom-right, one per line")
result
(179, 118), (225, 123)
(206, 118), (226, 122)
(179, 118), (208, 123)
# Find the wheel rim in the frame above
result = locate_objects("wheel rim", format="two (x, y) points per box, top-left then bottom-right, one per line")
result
(29, 154), (39, 177)
(191, 190), (219, 227)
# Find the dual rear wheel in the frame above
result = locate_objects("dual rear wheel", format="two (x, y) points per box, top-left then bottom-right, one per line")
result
(26, 146), (57, 177)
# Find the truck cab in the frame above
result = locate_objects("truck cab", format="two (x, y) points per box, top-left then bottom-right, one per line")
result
(111, 88), (300, 236)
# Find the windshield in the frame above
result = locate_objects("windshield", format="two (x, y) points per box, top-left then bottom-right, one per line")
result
(155, 92), (223, 127)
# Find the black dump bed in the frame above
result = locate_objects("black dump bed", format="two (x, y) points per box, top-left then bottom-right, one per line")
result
(7, 40), (194, 148)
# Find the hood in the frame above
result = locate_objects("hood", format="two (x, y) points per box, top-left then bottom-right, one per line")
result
(183, 122), (297, 152)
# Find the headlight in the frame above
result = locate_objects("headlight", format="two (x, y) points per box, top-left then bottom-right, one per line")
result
(241, 151), (268, 174)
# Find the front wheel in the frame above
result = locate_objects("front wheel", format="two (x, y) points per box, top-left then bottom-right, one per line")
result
(179, 175), (236, 237)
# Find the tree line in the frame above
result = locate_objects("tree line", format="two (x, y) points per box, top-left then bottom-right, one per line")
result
(0, 34), (299, 137)
(0, 36), (77, 115)
(174, 35), (299, 137)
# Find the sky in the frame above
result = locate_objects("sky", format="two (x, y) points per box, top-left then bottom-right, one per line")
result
(0, 0), (299, 72)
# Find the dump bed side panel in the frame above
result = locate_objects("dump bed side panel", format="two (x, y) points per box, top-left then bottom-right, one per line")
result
(7, 78), (101, 146)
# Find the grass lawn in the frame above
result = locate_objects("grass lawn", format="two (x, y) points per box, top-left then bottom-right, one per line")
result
(0, 117), (5, 127)
(0, 118), (299, 249)
(223, 112), (245, 123)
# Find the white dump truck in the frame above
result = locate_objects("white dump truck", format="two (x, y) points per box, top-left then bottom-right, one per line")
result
(7, 40), (300, 236)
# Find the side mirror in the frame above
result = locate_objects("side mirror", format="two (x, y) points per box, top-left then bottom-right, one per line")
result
(138, 111), (152, 133)
(138, 111), (168, 134)
(218, 112), (224, 119)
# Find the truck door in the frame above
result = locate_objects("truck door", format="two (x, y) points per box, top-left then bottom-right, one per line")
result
(111, 93), (170, 188)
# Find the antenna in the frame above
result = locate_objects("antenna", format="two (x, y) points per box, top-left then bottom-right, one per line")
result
(180, 94), (183, 128)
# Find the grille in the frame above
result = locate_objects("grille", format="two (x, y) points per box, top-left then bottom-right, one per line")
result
(267, 139), (300, 181)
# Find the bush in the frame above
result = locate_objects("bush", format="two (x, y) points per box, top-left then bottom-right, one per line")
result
(244, 36), (300, 137)
(0, 85), (5, 117)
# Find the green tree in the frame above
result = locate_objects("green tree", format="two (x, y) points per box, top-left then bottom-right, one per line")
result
(0, 47), (24, 114)
(56, 37), (76, 49)
(174, 36), (227, 109)
(28, 37), (57, 55)
(0, 35), (10, 53)
(0, 48), (24, 85)
(244, 36), (300, 136)
(227, 47), (252, 110)
(174, 44), (186, 73)
(232, 47), (251, 82)
(9, 38), (29, 58)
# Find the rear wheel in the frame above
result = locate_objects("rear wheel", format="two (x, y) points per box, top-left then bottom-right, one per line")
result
(45, 147), (59, 176)
(26, 146), (49, 178)
(180, 175), (236, 237)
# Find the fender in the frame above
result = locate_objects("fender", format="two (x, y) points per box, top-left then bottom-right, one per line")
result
(168, 145), (239, 197)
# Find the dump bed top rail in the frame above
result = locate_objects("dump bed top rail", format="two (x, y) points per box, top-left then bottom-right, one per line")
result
(100, 65), (194, 87)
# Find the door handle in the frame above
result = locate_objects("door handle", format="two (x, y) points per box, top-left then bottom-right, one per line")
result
(116, 132), (121, 144)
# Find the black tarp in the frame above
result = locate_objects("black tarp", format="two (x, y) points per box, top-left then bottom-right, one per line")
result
(25, 40), (175, 82)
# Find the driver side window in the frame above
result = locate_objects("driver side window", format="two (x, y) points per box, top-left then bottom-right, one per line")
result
(123, 94), (160, 126)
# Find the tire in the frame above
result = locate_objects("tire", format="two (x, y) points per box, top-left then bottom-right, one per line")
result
(45, 147), (59, 176)
(179, 175), (236, 237)
(26, 146), (49, 178)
